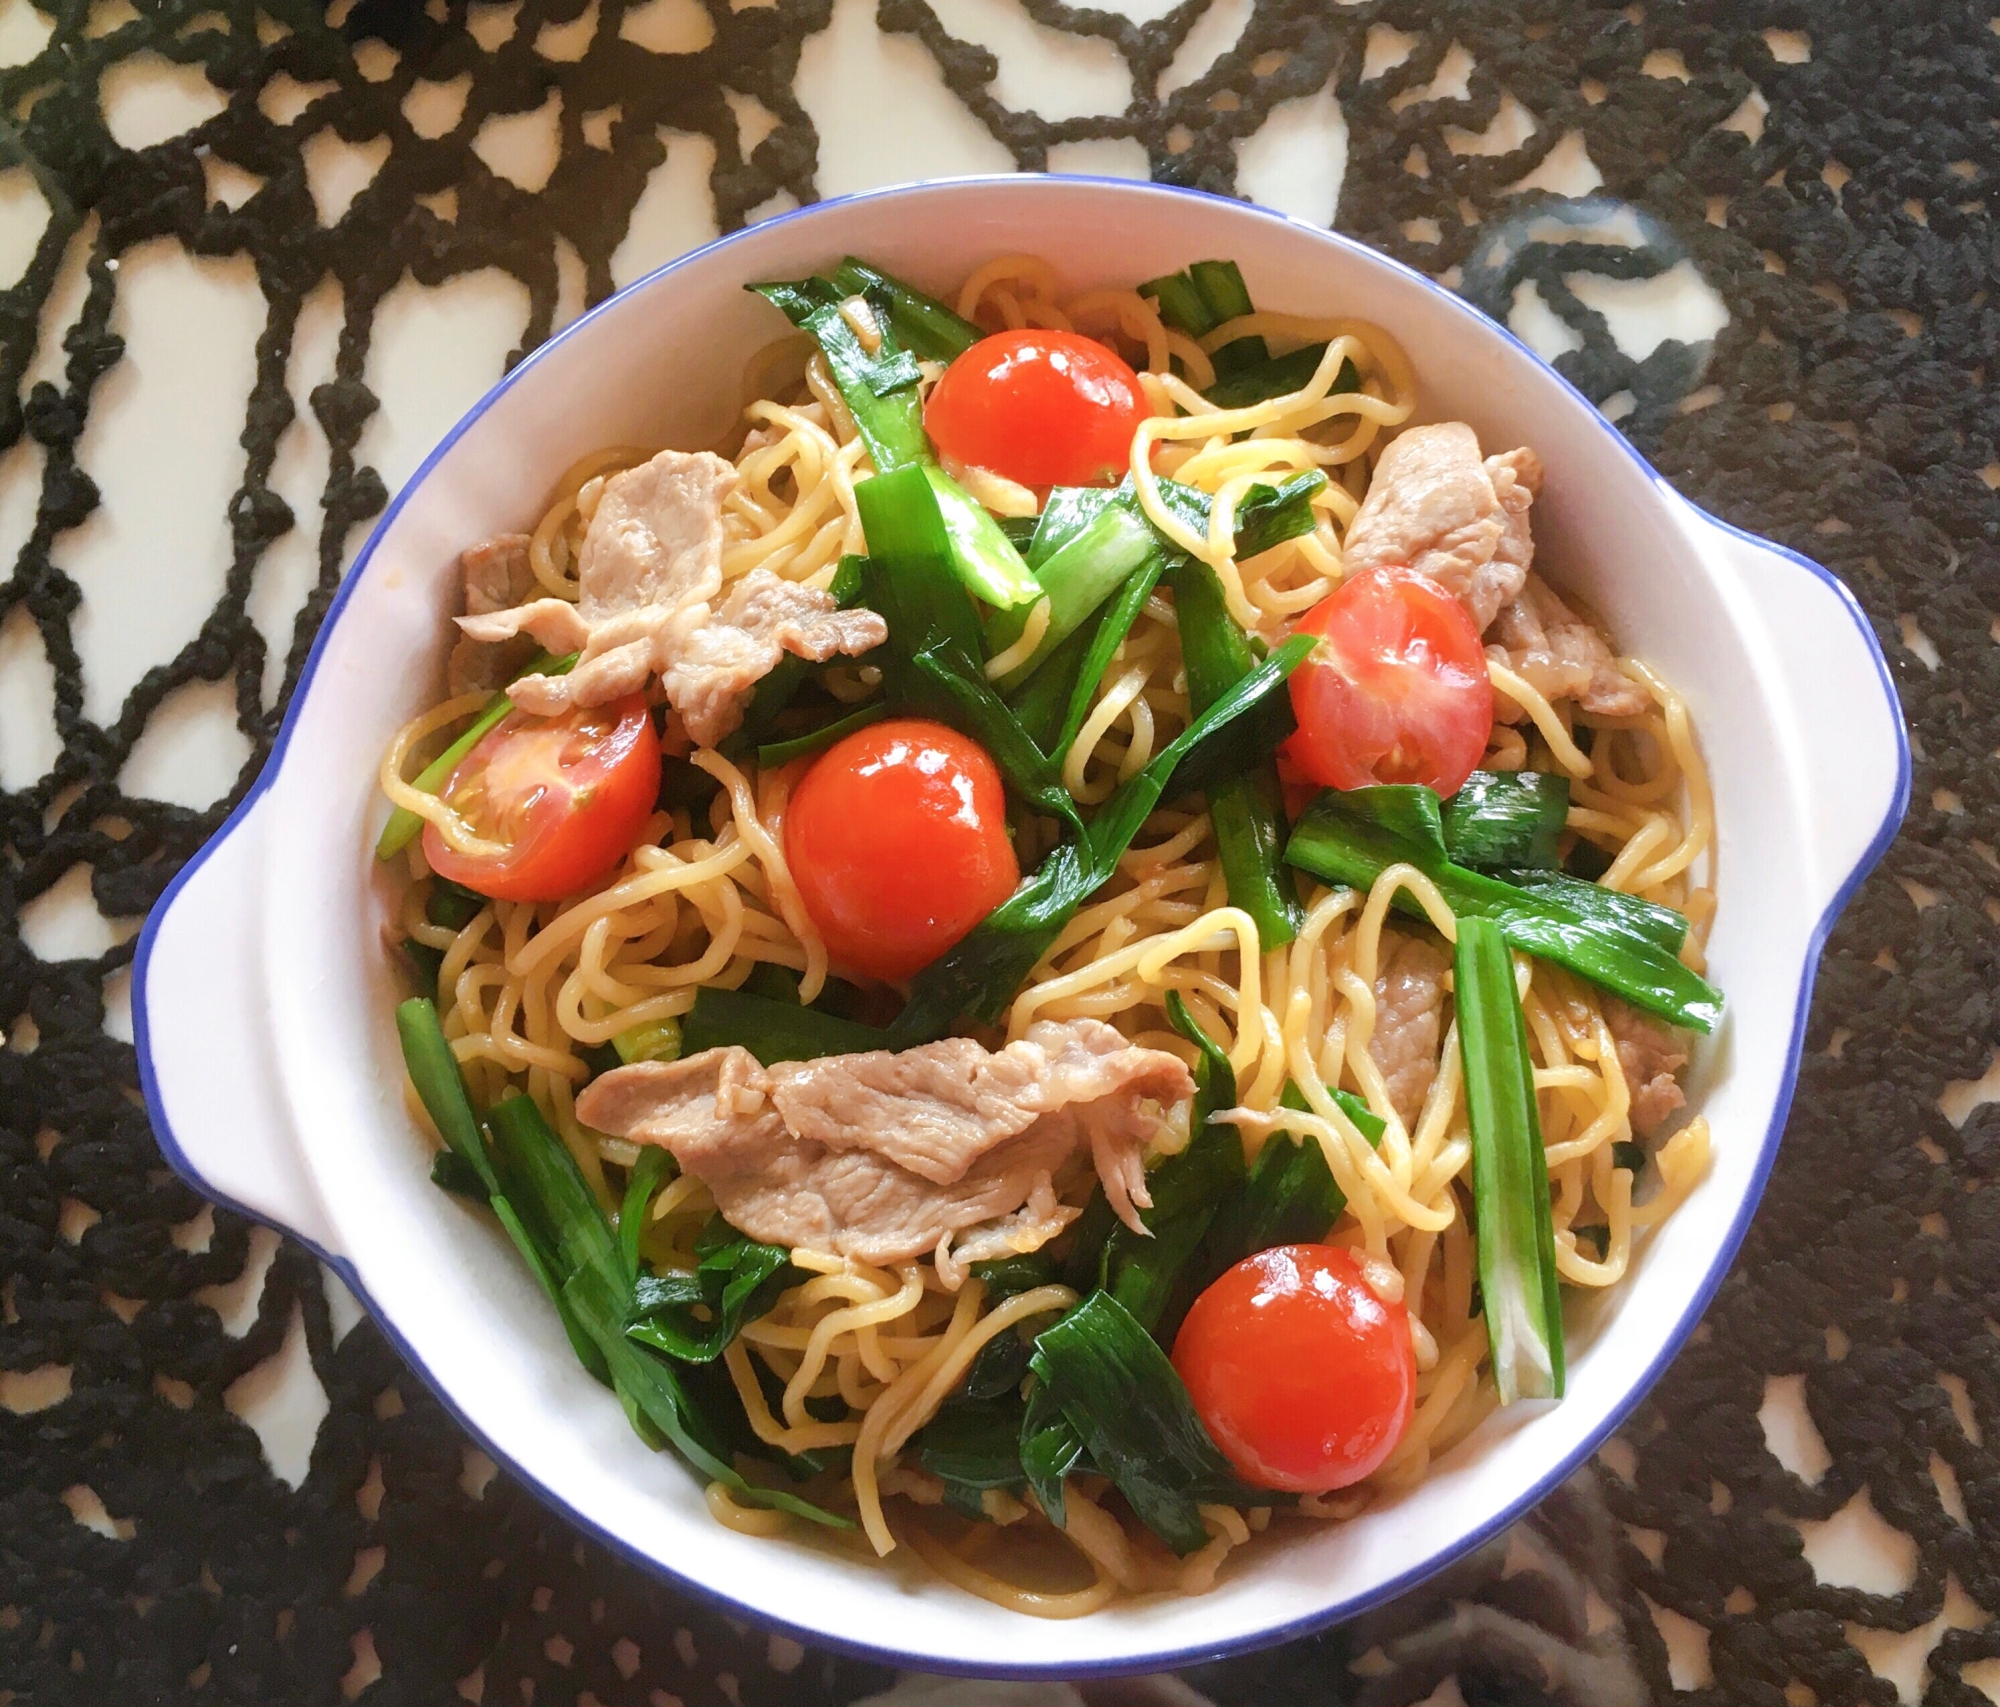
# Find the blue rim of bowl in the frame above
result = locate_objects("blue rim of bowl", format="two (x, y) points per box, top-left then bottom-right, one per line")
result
(132, 173), (1912, 1679)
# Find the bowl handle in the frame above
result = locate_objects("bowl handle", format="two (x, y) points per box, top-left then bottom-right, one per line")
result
(136, 793), (346, 1260)
(1676, 498), (1911, 913)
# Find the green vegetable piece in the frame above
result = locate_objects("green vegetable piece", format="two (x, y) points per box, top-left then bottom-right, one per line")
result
(1030, 1291), (1254, 1554)
(746, 277), (840, 325)
(618, 1148), (675, 1282)
(680, 986), (890, 1065)
(1285, 793), (1719, 1031)
(426, 878), (485, 931)
(613, 1017), (682, 1066)
(1137, 270), (1218, 339)
(375, 652), (580, 859)
(1612, 1140), (1647, 1174)
(1050, 558), (1164, 763)
(829, 258), (985, 363)
(403, 938), (445, 994)
(799, 298), (929, 470)
(1166, 554), (1304, 949)
(971, 1252), (1060, 1301)
(627, 1220), (798, 1363)
(1187, 259), (1266, 378)
(1205, 350), (1358, 411)
(1456, 916), (1565, 1404)
(1018, 1378), (1086, 1527)
(429, 1149), (489, 1202)
(984, 495), (1160, 684)
(915, 1402), (1029, 1511)
(755, 702), (889, 770)
(1443, 770), (1571, 871)
(397, 998), (499, 1197)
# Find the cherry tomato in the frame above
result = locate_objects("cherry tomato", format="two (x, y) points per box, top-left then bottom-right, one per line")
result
(784, 718), (1019, 983)
(925, 330), (1147, 488)
(1172, 1244), (1415, 1494)
(1281, 566), (1493, 797)
(423, 694), (660, 903)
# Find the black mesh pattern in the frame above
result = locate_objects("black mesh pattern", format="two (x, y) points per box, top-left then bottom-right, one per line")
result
(1, 0), (1995, 1701)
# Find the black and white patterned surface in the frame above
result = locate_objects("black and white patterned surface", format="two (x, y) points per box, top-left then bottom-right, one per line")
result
(2, 0), (1997, 1701)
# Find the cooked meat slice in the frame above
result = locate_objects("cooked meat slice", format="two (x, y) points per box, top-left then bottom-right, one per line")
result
(1370, 928), (1450, 1126)
(1342, 423), (1537, 631)
(1485, 572), (1650, 722)
(1603, 996), (1689, 1137)
(447, 534), (540, 696)
(576, 1020), (1193, 1266)
(454, 449), (882, 739)
(665, 569), (886, 747)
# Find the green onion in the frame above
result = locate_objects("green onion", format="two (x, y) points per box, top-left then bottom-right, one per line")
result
(1049, 559), (1163, 762)
(397, 997), (498, 1196)
(1166, 555), (1304, 950)
(751, 283), (928, 470)
(1285, 793), (1719, 1031)
(1137, 270), (1219, 339)
(1443, 770), (1570, 871)
(1612, 1140), (1647, 1174)
(679, 985), (890, 1065)
(983, 497), (1160, 684)
(375, 652), (580, 859)
(1018, 1380), (1087, 1528)
(402, 938), (445, 994)
(1187, 259), (1266, 377)
(488, 1094), (845, 1524)
(1029, 1291), (1254, 1554)
(828, 258), (984, 362)
(612, 1017), (682, 1066)
(626, 1215), (798, 1363)
(1455, 916), (1565, 1404)
(971, 1252), (1061, 1300)
(916, 1402), (1029, 1518)
(618, 1148), (675, 1282)
(754, 701), (889, 770)
(1205, 349), (1359, 411)
(426, 878), (485, 930)
(889, 634), (1313, 1043)
(429, 1149), (489, 1202)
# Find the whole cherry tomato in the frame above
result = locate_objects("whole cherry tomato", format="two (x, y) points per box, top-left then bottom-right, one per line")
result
(1282, 566), (1494, 797)
(784, 718), (1019, 983)
(423, 694), (661, 903)
(1173, 1244), (1416, 1494)
(925, 330), (1147, 488)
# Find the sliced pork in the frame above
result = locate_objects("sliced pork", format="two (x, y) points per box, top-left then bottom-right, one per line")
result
(1341, 424), (1543, 632)
(1370, 929), (1451, 1126)
(1485, 572), (1649, 722)
(575, 1020), (1194, 1268)
(447, 534), (540, 696)
(1603, 996), (1689, 1137)
(455, 448), (885, 746)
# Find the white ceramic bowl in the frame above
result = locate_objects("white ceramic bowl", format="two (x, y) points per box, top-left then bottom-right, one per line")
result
(135, 176), (1908, 1677)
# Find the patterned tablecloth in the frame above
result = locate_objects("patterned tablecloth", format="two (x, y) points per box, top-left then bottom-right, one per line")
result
(1, 0), (1996, 1701)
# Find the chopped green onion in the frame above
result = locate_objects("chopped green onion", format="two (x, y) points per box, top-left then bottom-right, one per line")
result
(1455, 916), (1565, 1404)
(1186, 259), (1266, 377)
(618, 1148), (675, 1282)
(1205, 349), (1359, 411)
(626, 1215), (797, 1363)
(611, 1018), (681, 1066)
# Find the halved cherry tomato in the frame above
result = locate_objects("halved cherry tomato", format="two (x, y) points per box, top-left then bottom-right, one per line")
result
(1281, 566), (1493, 797)
(925, 330), (1147, 488)
(1173, 1244), (1415, 1494)
(423, 694), (660, 903)
(784, 718), (1019, 983)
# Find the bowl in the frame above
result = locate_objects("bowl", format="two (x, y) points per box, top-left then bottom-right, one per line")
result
(134, 175), (1909, 1677)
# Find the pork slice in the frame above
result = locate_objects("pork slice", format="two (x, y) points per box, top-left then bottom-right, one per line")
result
(577, 1020), (1194, 1266)
(1485, 572), (1650, 722)
(1603, 996), (1690, 1137)
(1343, 423), (1536, 631)
(450, 450), (876, 738)
(1371, 928), (1450, 1126)
(447, 534), (541, 695)
(664, 568), (887, 748)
